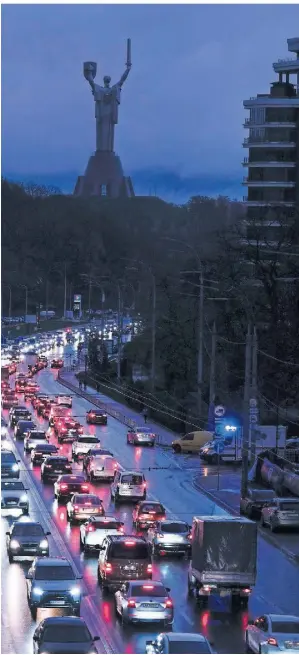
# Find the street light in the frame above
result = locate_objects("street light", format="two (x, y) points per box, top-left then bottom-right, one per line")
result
(3, 285), (12, 320)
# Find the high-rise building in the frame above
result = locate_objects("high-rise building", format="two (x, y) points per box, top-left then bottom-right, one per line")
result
(242, 38), (299, 249)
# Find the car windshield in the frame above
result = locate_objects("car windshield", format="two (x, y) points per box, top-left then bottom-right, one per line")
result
(94, 520), (121, 529)
(35, 565), (75, 580)
(48, 458), (68, 465)
(74, 495), (101, 505)
(15, 408), (28, 414)
(18, 421), (35, 429)
(13, 524), (44, 536)
(131, 584), (166, 597)
(251, 490), (275, 500)
(136, 428), (152, 433)
(29, 433), (46, 440)
(43, 624), (91, 642)
(169, 641), (211, 654)
(161, 522), (189, 533)
(271, 621), (299, 633)
(142, 504), (164, 513)
(61, 476), (85, 482)
(110, 542), (149, 559)
(37, 445), (56, 452)
(2, 452), (16, 463)
(121, 474), (143, 484)
(93, 411), (105, 416)
(279, 502), (299, 511)
(79, 437), (99, 444)
(1, 481), (24, 490)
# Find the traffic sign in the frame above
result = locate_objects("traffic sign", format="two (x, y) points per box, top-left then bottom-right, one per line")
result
(214, 405), (226, 418)
(250, 398), (257, 408)
(250, 414), (258, 424)
(214, 441), (225, 454)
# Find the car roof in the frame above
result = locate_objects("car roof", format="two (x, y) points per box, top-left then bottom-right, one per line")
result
(39, 616), (87, 627)
(120, 470), (144, 475)
(130, 579), (164, 588)
(73, 493), (99, 500)
(268, 614), (299, 622)
(45, 455), (68, 461)
(108, 535), (147, 543)
(90, 515), (119, 523)
(276, 498), (299, 503)
(13, 521), (42, 528)
(166, 633), (208, 643)
(35, 557), (70, 567)
(60, 474), (85, 480)
(140, 500), (162, 505)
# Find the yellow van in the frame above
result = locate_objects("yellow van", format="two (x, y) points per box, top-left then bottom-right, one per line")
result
(172, 431), (213, 454)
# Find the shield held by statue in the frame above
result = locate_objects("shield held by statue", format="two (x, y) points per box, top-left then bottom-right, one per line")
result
(84, 61), (97, 80)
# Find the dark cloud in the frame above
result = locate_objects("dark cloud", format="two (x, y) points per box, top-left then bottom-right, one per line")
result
(2, 4), (298, 179)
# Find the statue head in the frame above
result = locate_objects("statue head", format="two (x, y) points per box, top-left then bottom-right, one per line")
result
(104, 75), (111, 87)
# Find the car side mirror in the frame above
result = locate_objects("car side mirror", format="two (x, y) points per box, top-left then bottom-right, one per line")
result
(76, 575), (83, 580)
(33, 635), (38, 641)
(26, 572), (32, 579)
(93, 636), (100, 641)
(6, 531), (10, 536)
(46, 531), (51, 536)
(166, 587), (170, 593)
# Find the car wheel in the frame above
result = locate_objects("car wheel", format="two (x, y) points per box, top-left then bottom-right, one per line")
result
(22, 508), (29, 516)
(73, 607), (81, 617)
(30, 604), (37, 620)
(173, 444), (181, 454)
(8, 552), (13, 563)
(90, 472), (95, 483)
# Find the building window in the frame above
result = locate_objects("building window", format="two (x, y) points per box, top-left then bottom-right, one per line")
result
(101, 185), (107, 196)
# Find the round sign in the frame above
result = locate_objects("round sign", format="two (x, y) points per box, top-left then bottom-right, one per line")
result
(250, 398), (257, 408)
(214, 405), (225, 417)
(250, 414), (258, 424)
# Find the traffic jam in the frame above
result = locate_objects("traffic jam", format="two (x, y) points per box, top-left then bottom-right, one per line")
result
(1, 330), (299, 654)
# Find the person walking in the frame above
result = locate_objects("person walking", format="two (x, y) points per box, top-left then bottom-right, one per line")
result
(143, 407), (148, 424)
(84, 380), (87, 391)
(96, 382), (100, 393)
(79, 379), (83, 390)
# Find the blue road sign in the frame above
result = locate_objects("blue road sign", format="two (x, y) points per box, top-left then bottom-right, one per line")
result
(214, 441), (225, 454)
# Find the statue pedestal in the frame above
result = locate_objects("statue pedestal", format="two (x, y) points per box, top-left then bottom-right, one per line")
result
(73, 150), (134, 198)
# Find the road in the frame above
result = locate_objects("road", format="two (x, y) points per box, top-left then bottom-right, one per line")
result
(2, 352), (299, 654)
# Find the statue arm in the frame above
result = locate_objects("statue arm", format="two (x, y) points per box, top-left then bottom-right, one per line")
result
(117, 64), (132, 88)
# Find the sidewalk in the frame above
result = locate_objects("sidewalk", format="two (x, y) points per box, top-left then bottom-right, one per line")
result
(57, 369), (176, 448)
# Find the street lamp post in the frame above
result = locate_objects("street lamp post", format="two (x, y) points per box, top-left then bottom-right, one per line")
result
(117, 284), (122, 384)
(3, 285), (12, 320)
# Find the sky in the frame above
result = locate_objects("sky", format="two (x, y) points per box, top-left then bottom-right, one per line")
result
(2, 4), (299, 182)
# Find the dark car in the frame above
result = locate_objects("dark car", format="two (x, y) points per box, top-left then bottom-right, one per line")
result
(37, 356), (48, 368)
(51, 359), (63, 368)
(9, 406), (32, 427)
(83, 448), (113, 473)
(15, 378), (27, 392)
(240, 487), (276, 519)
(31, 443), (59, 465)
(2, 392), (18, 409)
(31, 393), (49, 410)
(1, 480), (29, 514)
(6, 521), (50, 562)
(145, 633), (214, 654)
(133, 501), (167, 530)
(1, 450), (20, 479)
(41, 456), (72, 482)
(86, 409), (108, 425)
(97, 535), (152, 592)
(14, 419), (37, 440)
(54, 475), (89, 502)
(33, 616), (100, 654)
(26, 557), (83, 619)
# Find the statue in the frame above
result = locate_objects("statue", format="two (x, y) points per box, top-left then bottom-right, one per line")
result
(84, 38), (132, 152)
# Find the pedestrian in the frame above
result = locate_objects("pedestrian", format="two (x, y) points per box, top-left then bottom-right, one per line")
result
(96, 382), (100, 393)
(143, 407), (148, 424)
(84, 380), (87, 391)
(79, 379), (83, 390)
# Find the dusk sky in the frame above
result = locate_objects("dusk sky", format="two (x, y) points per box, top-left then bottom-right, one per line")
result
(2, 4), (299, 185)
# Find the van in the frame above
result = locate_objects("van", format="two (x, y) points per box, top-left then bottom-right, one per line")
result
(111, 470), (146, 502)
(86, 454), (118, 482)
(97, 535), (152, 591)
(172, 431), (213, 454)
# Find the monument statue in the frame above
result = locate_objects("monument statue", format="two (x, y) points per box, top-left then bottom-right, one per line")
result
(73, 39), (135, 199)
(84, 38), (132, 152)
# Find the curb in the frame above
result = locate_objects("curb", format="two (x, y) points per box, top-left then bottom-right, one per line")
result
(192, 476), (299, 567)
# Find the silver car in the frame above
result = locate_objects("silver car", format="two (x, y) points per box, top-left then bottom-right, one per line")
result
(246, 614), (299, 653)
(147, 520), (192, 557)
(260, 498), (299, 531)
(111, 470), (146, 502)
(1, 480), (29, 515)
(67, 493), (105, 523)
(114, 580), (174, 625)
(146, 632), (214, 654)
(127, 427), (156, 446)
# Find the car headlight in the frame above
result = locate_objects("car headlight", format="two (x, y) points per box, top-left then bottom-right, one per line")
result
(20, 494), (28, 503)
(39, 539), (48, 549)
(12, 464), (19, 472)
(10, 539), (20, 549)
(32, 587), (43, 596)
(70, 586), (81, 597)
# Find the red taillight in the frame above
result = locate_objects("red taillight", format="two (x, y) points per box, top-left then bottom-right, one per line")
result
(143, 585), (154, 590)
(74, 505), (79, 510)
(165, 598), (173, 608)
(105, 563), (112, 573)
(188, 534), (192, 540)
(267, 638), (278, 646)
(90, 413), (95, 418)
(85, 502), (91, 506)
(143, 482), (147, 488)
(60, 484), (68, 490)
(147, 564), (152, 573)
(125, 540), (135, 546)
(88, 526), (94, 532)
(117, 525), (124, 533)
(127, 599), (136, 608)
(81, 484), (89, 491)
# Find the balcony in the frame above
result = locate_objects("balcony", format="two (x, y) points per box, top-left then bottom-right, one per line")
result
(243, 136), (296, 148)
(243, 197), (295, 207)
(244, 118), (297, 128)
(244, 97), (299, 108)
(242, 157), (296, 167)
(273, 57), (299, 74)
(242, 177), (296, 188)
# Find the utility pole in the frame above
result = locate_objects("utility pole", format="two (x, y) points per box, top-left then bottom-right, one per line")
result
(101, 288), (105, 345)
(88, 277), (92, 320)
(197, 270), (204, 418)
(209, 321), (217, 405)
(151, 274), (156, 392)
(250, 326), (258, 461)
(117, 284), (121, 383)
(45, 280), (49, 320)
(63, 263), (67, 318)
(69, 283), (72, 311)
(241, 324), (252, 498)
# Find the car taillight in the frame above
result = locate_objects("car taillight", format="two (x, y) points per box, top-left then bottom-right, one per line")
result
(60, 484), (68, 490)
(74, 505), (79, 510)
(45, 464), (51, 468)
(85, 502), (91, 506)
(117, 525), (124, 533)
(165, 598), (173, 608)
(267, 638), (278, 646)
(88, 525), (95, 532)
(127, 599), (136, 609)
(143, 482), (147, 488)
(90, 413), (95, 418)
(105, 563), (112, 573)
(188, 533), (192, 540)
(147, 564), (152, 573)
(81, 484), (89, 491)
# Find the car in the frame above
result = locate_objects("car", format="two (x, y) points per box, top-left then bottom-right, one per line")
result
(82, 448), (112, 473)
(246, 614), (299, 653)
(35, 398), (50, 416)
(31, 393), (49, 410)
(37, 356), (48, 368)
(55, 417), (83, 436)
(32, 616), (100, 654)
(40, 402), (52, 420)
(72, 435), (101, 460)
(147, 520), (192, 557)
(240, 488), (276, 519)
(1, 480), (29, 515)
(49, 406), (71, 427)
(14, 419), (37, 440)
(127, 426), (156, 446)
(31, 443), (59, 465)
(54, 475), (89, 502)
(24, 430), (49, 453)
(24, 388), (37, 401)
(111, 470), (147, 503)
(80, 516), (124, 553)
(86, 409), (108, 425)
(6, 521), (50, 562)
(57, 427), (83, 444)
(133, 501), (166, 530)
(97, 535), (152, 592)
(26, 556), (83, 619)
(260, 498), (299, 532)
(15, 378), (27, 393)
(67, 493), (105, 523)
(85, 453), (118, 482)
(55, 394), (72, 408)
(51, 359), (64, 368)
(145, 632), (214, 654)
(115, 580), (173, 625)
(2, 392), (19, 409)
(9, 406), (32, 427)
(1, 449), (20, 478)
(41, 456), (72, 482)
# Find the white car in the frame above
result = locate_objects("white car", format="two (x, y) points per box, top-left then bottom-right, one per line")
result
(66, 493), (105, 523)
(146, 633), (214, 654)
(111, 470), (147, 502)
(80, 516), (124, 553)
(24, 430), (48, 453)
(246, 614), (299, 653)
(86, 454), (118, 482)
(72, 435), (101, 460)
(55, 394), (72, 408)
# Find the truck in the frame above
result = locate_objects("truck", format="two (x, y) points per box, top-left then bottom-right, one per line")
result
(200, 425), (287, 464)
(187, 516), (257, 610)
